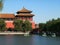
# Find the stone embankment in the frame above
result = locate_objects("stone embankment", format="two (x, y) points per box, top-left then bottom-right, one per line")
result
(0, 32), (29, 35)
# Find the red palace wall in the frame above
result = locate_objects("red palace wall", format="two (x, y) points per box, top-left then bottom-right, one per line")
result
(5, 21), (35, 29)
(5, 21), (14, 29)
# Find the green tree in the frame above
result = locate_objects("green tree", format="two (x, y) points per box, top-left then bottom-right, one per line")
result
(39, 23), (47, 35)
(39, 18), (60, 36)
(14, 20), (23, 31)
(46, 18), (60, 33)
(0, 19), (6, 31)
(39, 23), (46, 31)
(23, 20), (32, 32)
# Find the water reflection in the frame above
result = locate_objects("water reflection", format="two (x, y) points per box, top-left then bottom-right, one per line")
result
(5, 35), (14, 45)
(31, 35), (41, 45)
(0, 35), (60, 45)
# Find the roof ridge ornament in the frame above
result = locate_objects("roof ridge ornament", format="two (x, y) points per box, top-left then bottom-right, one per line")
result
(23, 6), (25, 9)
(17, 7), (32, 13)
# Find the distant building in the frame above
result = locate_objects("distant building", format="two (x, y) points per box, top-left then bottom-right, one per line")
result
(0, 7), (35, 29)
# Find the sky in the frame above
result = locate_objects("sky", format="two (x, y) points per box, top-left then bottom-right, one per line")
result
(1, 0), (60, 24)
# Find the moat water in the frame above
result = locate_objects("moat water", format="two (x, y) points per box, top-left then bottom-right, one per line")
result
(0, 35), (60, 45)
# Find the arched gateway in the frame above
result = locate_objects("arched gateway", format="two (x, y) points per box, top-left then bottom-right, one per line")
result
(0, 7), (35, 31)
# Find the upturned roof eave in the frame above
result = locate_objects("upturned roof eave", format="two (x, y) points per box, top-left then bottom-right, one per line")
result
(17, 7), (32, 13)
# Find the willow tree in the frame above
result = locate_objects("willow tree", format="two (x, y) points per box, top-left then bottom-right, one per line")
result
(0, 0), (3, 11)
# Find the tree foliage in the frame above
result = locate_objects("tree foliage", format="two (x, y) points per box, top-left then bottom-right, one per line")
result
(39, 18), (60, 34)
(14, 20), (23, 31)
(14, 20), (32, 32)
(46, 18), (60, 33)
(0, 19), (6, 31)
(23, 20), (32, 32)
(39, 23), (46, 31)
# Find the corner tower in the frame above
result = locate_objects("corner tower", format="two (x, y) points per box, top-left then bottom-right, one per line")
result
(16, 7), (35, 29)
(16, 7), (34, 21)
